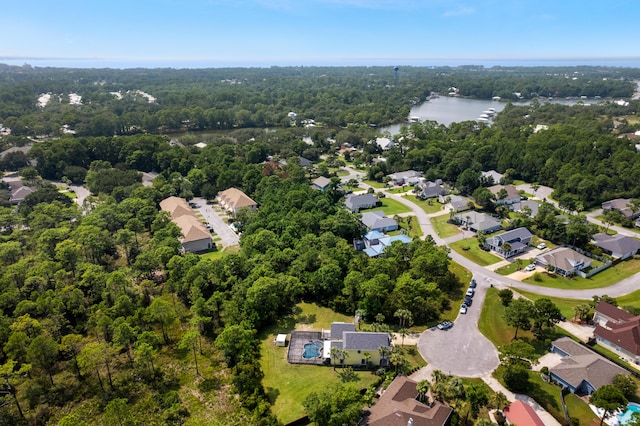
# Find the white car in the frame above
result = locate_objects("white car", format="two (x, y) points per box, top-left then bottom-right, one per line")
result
(459, 304), (467, 314)
(525, 264), (536, 272)
(537, 242), (547, 250)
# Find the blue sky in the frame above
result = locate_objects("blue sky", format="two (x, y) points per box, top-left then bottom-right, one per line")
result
(2, 0), (639, 67)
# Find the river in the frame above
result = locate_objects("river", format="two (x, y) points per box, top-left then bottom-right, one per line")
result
(381, 96), (605, 135)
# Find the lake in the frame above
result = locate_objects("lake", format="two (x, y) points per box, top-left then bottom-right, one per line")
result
(381, 96), (604, 135)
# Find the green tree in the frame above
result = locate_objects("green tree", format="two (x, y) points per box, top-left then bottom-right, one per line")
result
(416, 379), (430, 403)
(499, 339), (538, 367)
(589, 385), (627, 426)
(214, 324), (255, 368)
(145, 298), (176, 344)
(26, 334), (59, 386)
(303, 384), (364, 426)
(503, 298), (533, 339)
(179, 328), (201, 376)
(612, 374), (637, 399)
(103, 398), (134, 426)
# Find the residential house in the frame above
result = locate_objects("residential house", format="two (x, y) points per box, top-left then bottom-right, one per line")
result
(485, 227), (533, 258)
(602, 198), (640, 220)
(481, 170), (504, 185)
(361, 211), (398, 232)
(345, 193), (380, 213)
(416, 180), (447, 200)
(278, 156), (313, 168)
(216, 187), (258, 217)
(375, 137), (395, 151)
(360, 376), (452, 426)
(592, 233), (640, 260)
(535, 247), (591, 277)
(362, 231), (412, 257)
(387, 170), (423, 186)
(503, 400), (545, 426)
(549, 337), (629, 395)
(325, 322), (390, 367)
(488, 184), (521, 205)
(159, 196), (213, 253)
(593, 302), (640, 365)
(6, 181), (34, 204)
(312, 176), (332, 191)
(510, 199), (540, 218)
(453, 211), (502, 234)
(442, 194), (470, 212)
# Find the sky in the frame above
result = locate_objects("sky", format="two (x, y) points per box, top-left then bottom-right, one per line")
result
(2, 0), (640, 68)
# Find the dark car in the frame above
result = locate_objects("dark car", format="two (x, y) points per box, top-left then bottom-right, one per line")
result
(464, 296), (473, 306)
(469, 278), (477, 288)
(437, 321), (453, 330)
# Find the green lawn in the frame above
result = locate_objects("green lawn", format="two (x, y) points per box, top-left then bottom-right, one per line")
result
(430, 214), (461, 238)
(386, 186), (413, 194)
(260, 303), (379, 424)
(449, 239), (502, 266)
(405, 195), (446, 214)
(373, 197), (412, 215)
(388, 215), (422, 238)
(478, 288), (570, 353)
(514, 289), (591, 320)
(522, 258), (640, 289)
(363, 180), (386, 189)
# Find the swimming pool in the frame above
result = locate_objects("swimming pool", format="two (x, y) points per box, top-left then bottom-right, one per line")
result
(618, 402), (640, 425)
(302, 341), (323, 359)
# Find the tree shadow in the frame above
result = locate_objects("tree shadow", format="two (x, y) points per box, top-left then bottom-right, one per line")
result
(197, 377), (221, 393)
(338, 367), (361, 383)
(295, 313), (316, 325)
(266, 386), (280, 404)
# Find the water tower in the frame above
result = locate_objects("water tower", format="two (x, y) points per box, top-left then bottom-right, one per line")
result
(394, 66), (399, 80)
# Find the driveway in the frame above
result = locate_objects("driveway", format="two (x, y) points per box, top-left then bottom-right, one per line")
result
(416, 275), (499, 377)
(191, 197), (239, 249)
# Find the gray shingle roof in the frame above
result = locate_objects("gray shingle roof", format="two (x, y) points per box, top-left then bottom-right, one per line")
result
(345, 193), (379, 212)
(361, 211), (397, 230)
(330, 322), (355, 340)
(342, 331), (390, 351)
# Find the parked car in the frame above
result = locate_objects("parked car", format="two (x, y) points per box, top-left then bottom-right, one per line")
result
(469, 278), (477, 288)
(459, 304), (468, 314)
(464, 296), (473, 306)
(466, 288), (475, 297)
(437, 321), (453, 330)
(537, 242), (547, 250)
(525, 264), (536, 272)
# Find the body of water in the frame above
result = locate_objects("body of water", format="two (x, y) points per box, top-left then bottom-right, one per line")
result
(382, 96), (606, 135)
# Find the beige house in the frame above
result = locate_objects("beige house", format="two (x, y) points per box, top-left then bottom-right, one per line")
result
(159, 196), (212, 253)
(216, 187), (257, 216)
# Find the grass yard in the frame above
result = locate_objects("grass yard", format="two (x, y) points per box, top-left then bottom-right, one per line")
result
(449, 239), (502, 266)
(388, 215), (423, 238)
(405, 195), (446, 214)
(374, 197), (412, 215)
(260, 303), (379, 424)
(522, 258), (640, 289)
(430, 214), (461, 238)
(478, 288), (570, 353)
(363, 180), (386, 189)
(386, 186), (412, 194)
(199, 245), (240, 261)
(514, 289), (591, 320)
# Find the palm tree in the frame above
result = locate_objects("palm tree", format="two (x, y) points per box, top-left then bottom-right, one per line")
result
(355, 309), (366, 330)
(501, 242), (512, 257)
(330, 347), (346, 371)
(416, 380), (430, 404)
(363, 352), (372, 368)
(492, 391), (509, 413)
(378, 346), (391, 367)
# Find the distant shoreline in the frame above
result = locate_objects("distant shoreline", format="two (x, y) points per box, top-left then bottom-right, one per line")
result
(2, 57), (640, 70)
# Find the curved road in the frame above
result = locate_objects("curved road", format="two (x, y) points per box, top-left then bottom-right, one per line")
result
(342, 168), (640, 378)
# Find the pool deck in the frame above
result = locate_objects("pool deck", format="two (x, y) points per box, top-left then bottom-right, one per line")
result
(287, 330), (325, 365)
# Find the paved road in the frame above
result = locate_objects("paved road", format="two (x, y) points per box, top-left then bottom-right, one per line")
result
(417, 276), (499, 377)
(191, 197), (239, 249)
(344, 170), (640, 381)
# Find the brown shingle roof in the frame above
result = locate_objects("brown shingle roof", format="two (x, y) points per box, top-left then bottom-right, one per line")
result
(550, 337), (629, 390)
(218, 187), (257, 209)
(159, 196), (211, 244)
(594, 303), (640, 356)
(362, 376), (452, 426)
